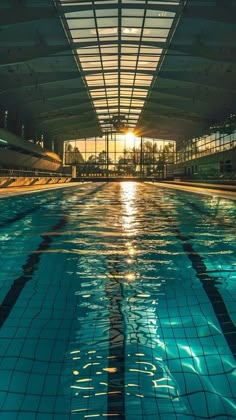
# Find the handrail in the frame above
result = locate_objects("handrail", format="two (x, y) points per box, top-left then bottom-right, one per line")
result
(0, 168), (71, 178)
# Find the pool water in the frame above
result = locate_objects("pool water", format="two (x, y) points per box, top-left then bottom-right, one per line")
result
(0, 182), (235, 419)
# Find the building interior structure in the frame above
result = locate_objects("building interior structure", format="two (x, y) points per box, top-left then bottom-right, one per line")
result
(0, 1), (236, 419)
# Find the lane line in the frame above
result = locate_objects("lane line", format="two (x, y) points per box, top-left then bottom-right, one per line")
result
(0, 184), (106, 329)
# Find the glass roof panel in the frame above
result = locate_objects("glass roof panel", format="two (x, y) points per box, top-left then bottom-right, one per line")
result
(121, 46), (139, 54)
(122, 9), (144, 17)
(68, 18), (95, 29)
(143, 28), (169, 37)
(122, 17), (143, 27)
(146, 10), (175, 18)
(122, 28), (142, 36)
(96, 9), (118, 17)
(90, 92), (106, 98)
(60, 0), (180, 133)
(77, 47), (100, 55)
(101, 46), (118, 54)
(70, 29), (96, 38)
(145, 17), (174, 28)
(106, 88), (119, 94)
(83, 65), (103, 71)
(96, 17), (118, 27)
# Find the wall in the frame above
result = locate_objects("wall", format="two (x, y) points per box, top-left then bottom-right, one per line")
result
(0, 148), (61, 172)
(170, 147), (236, 180)
(0, 128), (62, 172)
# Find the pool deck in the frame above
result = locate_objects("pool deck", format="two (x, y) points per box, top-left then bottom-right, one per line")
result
(148, 181), (236, 201)
(0, 180), (236, 201)
(0, 182), (88, 198)
(163, 180), (236, 192)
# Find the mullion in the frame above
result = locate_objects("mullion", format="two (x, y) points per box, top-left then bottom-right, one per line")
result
(92, 1), (112, 128)
(125, 0), (148, 126)
(136, 0), (186, 128)
(118, 0), (122, 123)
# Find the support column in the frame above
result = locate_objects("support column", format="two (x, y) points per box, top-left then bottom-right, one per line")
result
(71, 165), (77, 178)
(4, 110), (8, 129)
(140, 137), (143, 178)
(106, 131), (109, 178)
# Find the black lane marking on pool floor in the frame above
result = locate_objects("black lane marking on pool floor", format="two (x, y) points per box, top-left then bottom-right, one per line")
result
(0, 216), (67, 328)
(0, 184), (91, 228)
(0, 183), (107, 329)
(106, 256), (126, 419)
(0, 195), (56, 228)
(146, 184), (236, 359)
(176, 229), (236, 359)
(181, 240), (236, 359)
(178, 231), (236, 358)
(174, 198), (236, 357)
(183, 199), (235, 230)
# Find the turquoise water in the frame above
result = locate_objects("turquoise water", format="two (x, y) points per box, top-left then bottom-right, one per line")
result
(0, 182), (235, 419)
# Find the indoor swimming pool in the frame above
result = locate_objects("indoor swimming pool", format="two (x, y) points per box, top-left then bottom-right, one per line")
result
(0, 182), (235, 419)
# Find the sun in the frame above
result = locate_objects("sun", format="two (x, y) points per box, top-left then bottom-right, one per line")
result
(125, 131), (135, 148)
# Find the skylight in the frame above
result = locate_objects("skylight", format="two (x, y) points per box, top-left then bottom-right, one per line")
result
(59, 0), (180, 133)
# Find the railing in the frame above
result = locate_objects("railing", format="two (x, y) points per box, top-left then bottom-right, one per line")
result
(0, 168), (71, 178)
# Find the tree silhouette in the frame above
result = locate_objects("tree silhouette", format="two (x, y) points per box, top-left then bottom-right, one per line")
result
(65, 143), (84, 165)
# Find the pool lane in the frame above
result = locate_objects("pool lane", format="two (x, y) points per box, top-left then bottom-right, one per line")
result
(0, 183), (106, 329)
(0, 182), (235, 419)
(145, 194), (236, 359)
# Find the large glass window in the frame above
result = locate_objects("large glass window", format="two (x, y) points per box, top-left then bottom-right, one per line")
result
(64, 133), (175, 177)
(176, 129), (236, 163)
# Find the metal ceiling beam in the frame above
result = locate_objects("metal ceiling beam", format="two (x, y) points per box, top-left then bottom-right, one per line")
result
(0, 80), (148, 95)
(137, 0), (188, 132)
(148, 87), (235, 109)
(0, 7), (56, 26)
(23, 90), (89, 104)
(139, 107), (216, 123)
(31, 102), (140, 117)
(170, 43), (236, 64)
(34, 106), (98, 121)
(0, 39), (169, 66)
(49, 129), (102, 141)
(0, 72), (81, 92)
(144, 100), (226, 121)
(29, 100), (99, 115)
(60, 3), (178, 14)
(17, 92), (145, 106)
(0, 45), (73, 66)
(137, 122), (200, 137)
(71, 40), (167, 49)
(36, 116), (100, 131)
(158, 71), (236, 91)
(137, 120), (199, 132)
(144, 102), (216, 121)
(36, 118), (99, 131)
(1, 40), (234, 68)
(42, 124), (102, 141)
(183, 4), (236, 24)
(136, 122), (206, 138)
(45, 123), (100, 134)
(136, 122), (204, 138)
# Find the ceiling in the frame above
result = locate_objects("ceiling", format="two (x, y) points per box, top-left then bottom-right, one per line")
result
(0, 0), (236, 145)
